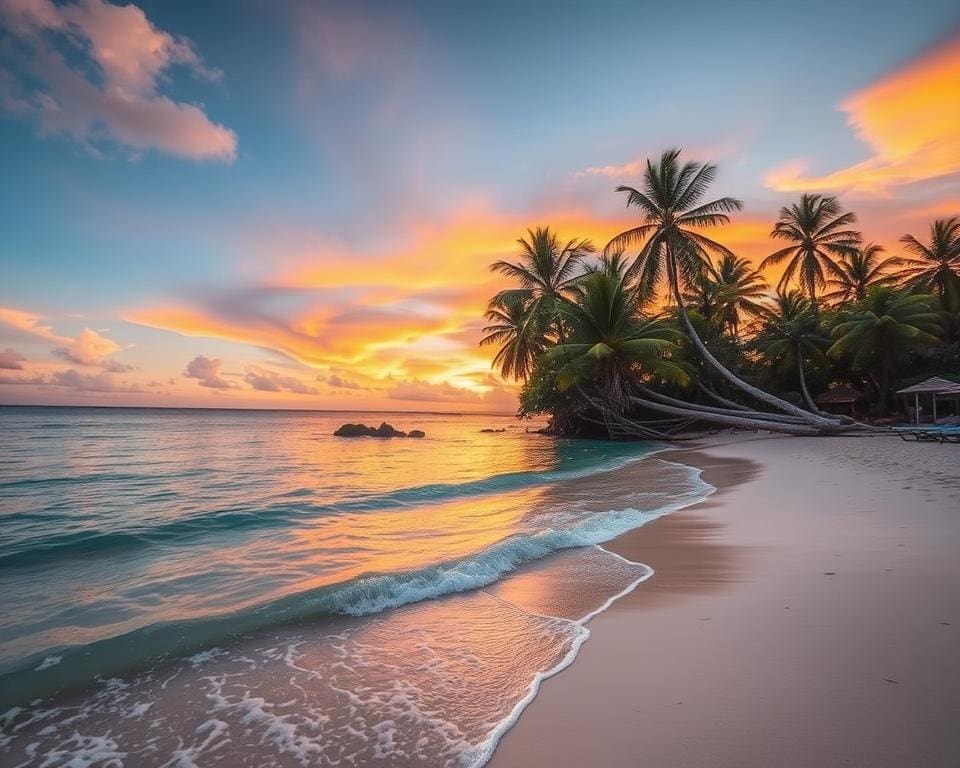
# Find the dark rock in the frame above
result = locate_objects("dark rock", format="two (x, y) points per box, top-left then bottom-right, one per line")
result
(334, 423), (375, 437)
(374, 422), (406, 437)
(480, 428), (506, 433)
(333, 422), (424, 438)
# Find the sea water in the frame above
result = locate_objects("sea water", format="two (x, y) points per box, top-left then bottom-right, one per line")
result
(0, 406), (710, 766)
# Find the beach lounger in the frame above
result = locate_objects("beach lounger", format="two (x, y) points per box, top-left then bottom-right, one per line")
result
(895, 426), (960, 443)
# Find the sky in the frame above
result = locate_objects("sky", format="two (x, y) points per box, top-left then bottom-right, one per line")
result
(1, 0), (959, 412)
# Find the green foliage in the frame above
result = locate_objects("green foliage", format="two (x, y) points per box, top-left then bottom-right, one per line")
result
(823, 243), (903, 304)
(752, 291), (830, 379)
(606, 148), (743, 298)
(479, 150), (959, 430)
(828, 286), (943, 412)
(899, 217), (960, 304)
(479, 290), (545, 381)
(762, 194), (861, 304)
(546, 271), (689, 413)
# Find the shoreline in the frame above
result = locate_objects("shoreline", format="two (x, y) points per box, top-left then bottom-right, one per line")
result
(489, 433), (960, 768)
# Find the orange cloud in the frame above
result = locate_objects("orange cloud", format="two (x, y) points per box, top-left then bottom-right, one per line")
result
(126, 204), (645, 401)
(0, 307), (71, 344)
(125, 204), (776, 406)
(766, 34), (960, 196)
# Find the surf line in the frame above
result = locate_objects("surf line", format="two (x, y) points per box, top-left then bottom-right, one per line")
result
(466, 544), (654, 768)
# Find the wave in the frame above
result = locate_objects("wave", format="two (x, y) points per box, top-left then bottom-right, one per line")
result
(0, 459), (711, 709)
(0, 443), (661, 570)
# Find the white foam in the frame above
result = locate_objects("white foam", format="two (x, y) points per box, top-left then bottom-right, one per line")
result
(34, 656), (62, 672)
(461, 547), (654, 768)
(461, 458), (716, 768)
(37, 732), (126, 768)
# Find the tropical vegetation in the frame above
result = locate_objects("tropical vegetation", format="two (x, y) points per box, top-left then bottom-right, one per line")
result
(481, 150), (960, 438)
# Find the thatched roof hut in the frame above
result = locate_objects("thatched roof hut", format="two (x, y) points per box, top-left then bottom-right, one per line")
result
(815, 385), (860, 416)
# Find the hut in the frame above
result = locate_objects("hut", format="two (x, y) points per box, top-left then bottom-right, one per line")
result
(896, 377), (960, 424)
(815, 385), (860, 417)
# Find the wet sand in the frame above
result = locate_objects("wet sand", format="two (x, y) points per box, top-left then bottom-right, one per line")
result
(490, 434), (960, 768)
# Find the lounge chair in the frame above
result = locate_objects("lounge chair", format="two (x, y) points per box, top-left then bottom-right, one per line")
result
(895, 425), (960, 443)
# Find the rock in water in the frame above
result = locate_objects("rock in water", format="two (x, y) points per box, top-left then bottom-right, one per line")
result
(333, 422), (425, 438)
(333, 423), (374, 437)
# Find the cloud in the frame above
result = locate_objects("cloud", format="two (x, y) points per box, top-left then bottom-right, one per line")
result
(52, 327), (121, 365)
(322, 372), (364, 390)
(572, 159), (646, 179)
(244, 366), (318, 394)
(766, 34), (960, 196)
(0, 367), (142, 392)
(183, 354), (232, 389)
(0, 0), (237, 161)
(0, 308), (132, 370)
(387, 378), (482, 403)
(0, 348), (26, 370)
(50, 368), (142, 392)
(385, 377), (516, 412)
(0, 306), (71, 344)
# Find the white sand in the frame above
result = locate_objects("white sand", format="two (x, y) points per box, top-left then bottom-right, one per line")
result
(489, 434), (960, 768)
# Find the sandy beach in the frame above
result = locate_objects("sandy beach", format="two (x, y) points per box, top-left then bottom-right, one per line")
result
(490, 434), (960, 768)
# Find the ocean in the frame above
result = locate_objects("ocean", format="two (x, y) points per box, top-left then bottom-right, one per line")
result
(0, 406), (711, 767)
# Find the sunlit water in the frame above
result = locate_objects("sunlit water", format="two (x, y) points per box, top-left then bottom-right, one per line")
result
(0, 407), (710, 767)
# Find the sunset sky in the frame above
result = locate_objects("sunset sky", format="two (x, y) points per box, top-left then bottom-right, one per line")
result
(1, 0), (959, 411)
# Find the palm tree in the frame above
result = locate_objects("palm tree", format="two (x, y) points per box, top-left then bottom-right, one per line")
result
(480, 291), (544, 381)
(490, 227), (594, 342)
(605, 149), (837, 427)
(829, 286), (943, 414)
(753, 291), (831, 412)
(761, 194), (862, 305)
(546, 270), (688, 417)
(823, 243), (902, 304)
(713, 253), (768, 337)
(898, 217), (960, 304)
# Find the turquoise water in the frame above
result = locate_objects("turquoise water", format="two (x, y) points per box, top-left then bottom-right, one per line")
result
(0, 406), (709, 766)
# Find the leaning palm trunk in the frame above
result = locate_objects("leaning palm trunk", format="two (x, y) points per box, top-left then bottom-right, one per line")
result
(635, 385), (814, 426)
(629, 395), (822, 436)
(696, 381), (753, 412)
(795, 345), (830, 417)
(667, 266), (842, 429)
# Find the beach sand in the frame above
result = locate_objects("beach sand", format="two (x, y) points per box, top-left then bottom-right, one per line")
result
(490, 434), (960, 768)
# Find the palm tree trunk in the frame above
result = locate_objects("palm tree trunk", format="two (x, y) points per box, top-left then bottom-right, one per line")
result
(879, 357), (891, 416)
(629, 395), (823, 436)
(666, 263), (841, 428)
(795, 344), (825, 415)
(636, 385), (813, 426)
(696, 381), (752, 411)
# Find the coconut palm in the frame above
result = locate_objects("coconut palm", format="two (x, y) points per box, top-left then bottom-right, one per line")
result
(753, 291), (831, 412)
(823, 243), (903, 305)
(898, 217), (960, 304)
(480, 291), (544, 381)
(829, 286), (943, 414)
(605, 149), (837, 427)
(546, 270), (688, 415)
(713, 253), (768, 337)
(490, 227), (594, 342)
(761, 194), (862, 305)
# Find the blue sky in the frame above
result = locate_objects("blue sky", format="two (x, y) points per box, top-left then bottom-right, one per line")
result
(1, 0), (958, 409)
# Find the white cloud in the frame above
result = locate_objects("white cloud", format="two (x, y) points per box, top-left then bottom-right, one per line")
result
(0, 0), (237, 161)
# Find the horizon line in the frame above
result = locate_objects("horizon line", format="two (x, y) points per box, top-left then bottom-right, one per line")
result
(0, 402), (519, 417)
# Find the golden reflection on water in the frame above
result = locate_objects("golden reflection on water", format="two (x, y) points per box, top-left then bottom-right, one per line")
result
(287, 486), (548, 590)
